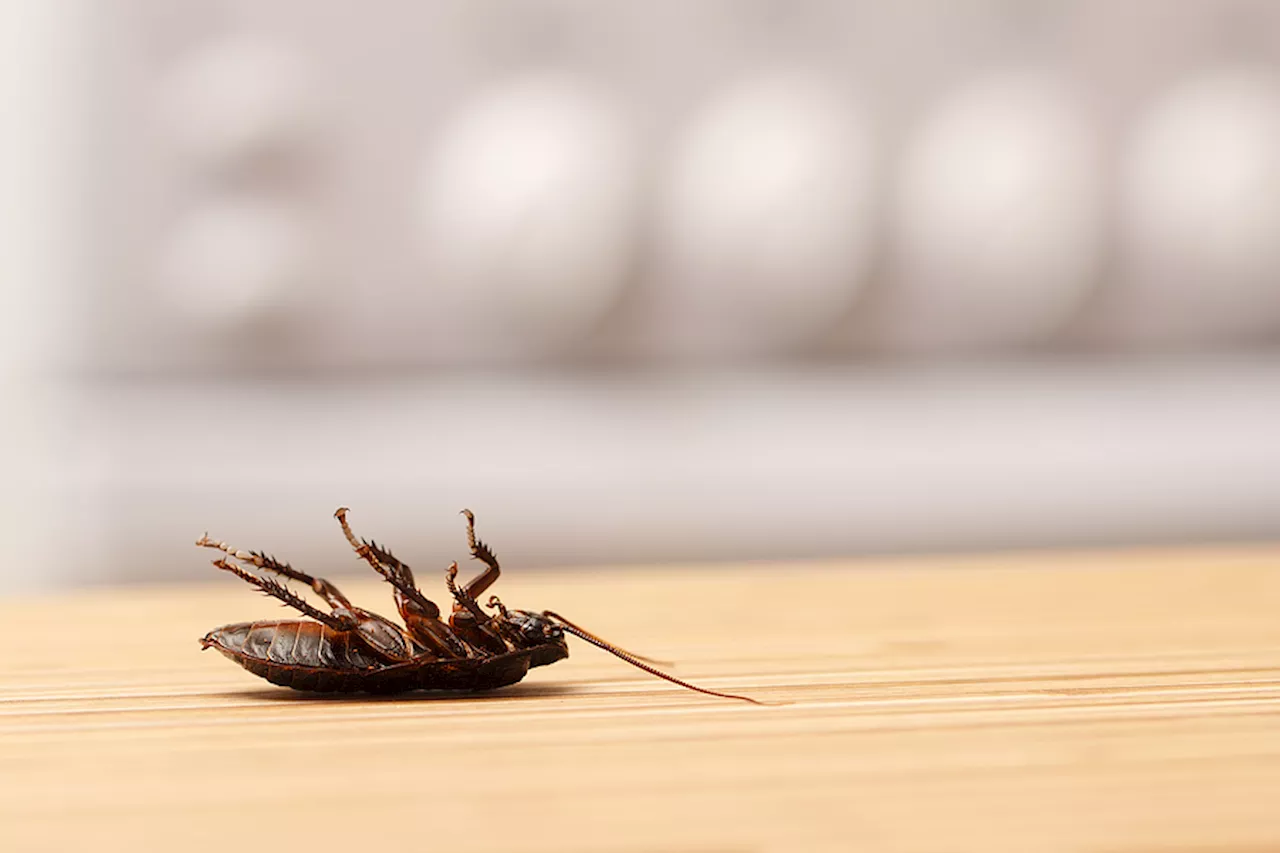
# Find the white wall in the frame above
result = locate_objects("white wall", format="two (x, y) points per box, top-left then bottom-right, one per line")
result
(5, 1), (1280, 592)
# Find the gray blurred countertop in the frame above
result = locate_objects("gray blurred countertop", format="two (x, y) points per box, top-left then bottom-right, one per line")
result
(20, 355), (1280, 591)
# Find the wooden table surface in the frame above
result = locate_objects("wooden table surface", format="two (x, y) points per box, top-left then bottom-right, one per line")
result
(3, 547), (1280, 852)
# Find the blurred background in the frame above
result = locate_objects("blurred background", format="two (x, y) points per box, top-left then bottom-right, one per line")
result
(4, 0), (1280, 593)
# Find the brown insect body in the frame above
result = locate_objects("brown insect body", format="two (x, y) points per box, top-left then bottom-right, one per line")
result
(199, 508), (760, 703)
(201, 620), (568, 693)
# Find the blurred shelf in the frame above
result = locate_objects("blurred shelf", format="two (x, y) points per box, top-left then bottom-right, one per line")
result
(35, 355), (1280, 590)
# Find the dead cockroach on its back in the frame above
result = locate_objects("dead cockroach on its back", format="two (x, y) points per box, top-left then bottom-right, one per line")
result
(198, 508), (762, 703)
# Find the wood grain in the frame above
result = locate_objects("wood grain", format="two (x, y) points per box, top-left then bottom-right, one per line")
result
(3, 547), (1280, 852)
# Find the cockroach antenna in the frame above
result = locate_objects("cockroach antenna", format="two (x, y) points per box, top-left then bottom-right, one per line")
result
(543, 611), (769, 705)
(540, 609), (674, 668)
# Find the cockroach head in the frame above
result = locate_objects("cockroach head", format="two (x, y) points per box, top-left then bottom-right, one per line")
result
(496, 608), (569, 668)
(503, 609), (565, 647)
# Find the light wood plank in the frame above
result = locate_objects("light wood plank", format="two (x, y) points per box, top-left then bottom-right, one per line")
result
(3, 548), (1280, 852)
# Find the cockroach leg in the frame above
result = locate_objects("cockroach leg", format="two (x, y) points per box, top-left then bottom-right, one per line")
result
(459, 509), (501, 600)
(446, 561), (509, 654)
(208, 557), (360, 632)
(445, 561), (486, 620)
(199, 534), (421, 663)
(333, 508), (443, 618)
(197, 534), (355, 610)
(333, 507), (391, 573)
(331, 508), (471, 659)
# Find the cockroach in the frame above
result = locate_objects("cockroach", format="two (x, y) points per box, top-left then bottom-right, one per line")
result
(198, 507), (762, 703)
